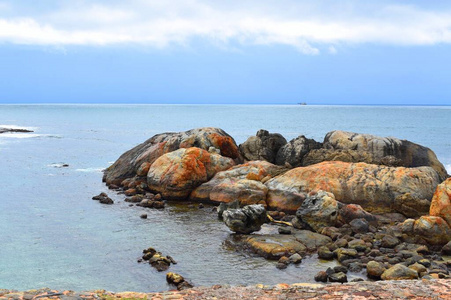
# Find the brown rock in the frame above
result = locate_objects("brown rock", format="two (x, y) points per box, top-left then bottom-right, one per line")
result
(394, 193), (431, 218)
(147, 147), (235, 199)
(412, 216), (451, 245)
(104, 127), (240, 186)
(429, 178), (451, 227)
(367, 261), (386, 279)
(265, 161), (439, 214)
(381, 264), (418, 280)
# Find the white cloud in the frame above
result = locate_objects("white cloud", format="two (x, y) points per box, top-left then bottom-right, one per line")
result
(0, 1), (451, 54)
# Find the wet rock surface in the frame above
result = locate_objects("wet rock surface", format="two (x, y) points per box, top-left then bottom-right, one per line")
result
(91, 192), (113, 204)
(140, 247), (176, 272)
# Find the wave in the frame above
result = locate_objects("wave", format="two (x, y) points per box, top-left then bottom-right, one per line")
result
(75, 167), (104, 173)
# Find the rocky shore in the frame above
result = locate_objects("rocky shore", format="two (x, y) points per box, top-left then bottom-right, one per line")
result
(2, 279), (451, 299)
(94, 127), (451, 294)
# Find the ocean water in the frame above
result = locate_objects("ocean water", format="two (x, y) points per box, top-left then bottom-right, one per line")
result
(0, 104), (450, 292)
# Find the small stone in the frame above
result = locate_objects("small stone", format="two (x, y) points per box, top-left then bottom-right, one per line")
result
(318, 246), (334, 260)
(381, 264), (419, 280)
(314, 271), (328, 282)
(166, 272), (185, 285)
(328, 272), (348, 283)
(289, 253), (303, 264)
(367, 261), (385, 279)
(334, 238), (348, 248)
(349, 218), (369, 234)
(140, 214), (148, 219)
(348, 239), (368, 252)
(409, 263), (427, 274)
(198, 203), (204, 209)
(381, 236), (400, 248)
(351, 278), (364, 282)
(348, 262), (363, 272)
(334, 265), (348, 274)
(418, 259), (431, 268)
(336, 248), (358, 263)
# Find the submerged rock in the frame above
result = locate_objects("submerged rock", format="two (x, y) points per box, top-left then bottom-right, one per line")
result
(265, 161), (440, 214)
(222, 204), (267, 234)
(103, 127), (240, 186)
(166, 272), (193, 290)
(239, 130), (287, 164)
(147, 147), (235, 199)
(92, 192), (113, 204)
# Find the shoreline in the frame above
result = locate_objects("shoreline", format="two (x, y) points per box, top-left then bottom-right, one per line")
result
(2, 280), (450, 299)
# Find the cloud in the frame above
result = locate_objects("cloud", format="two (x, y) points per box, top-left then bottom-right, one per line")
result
(0, 1), (451, 54)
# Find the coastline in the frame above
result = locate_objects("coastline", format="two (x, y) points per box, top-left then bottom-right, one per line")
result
(2, 280), (450, 299)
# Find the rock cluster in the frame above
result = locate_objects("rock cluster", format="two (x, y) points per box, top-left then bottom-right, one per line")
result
(140, 247), (177, 272)
(92, 192), (113, 204)
(125, 192), (166, 209)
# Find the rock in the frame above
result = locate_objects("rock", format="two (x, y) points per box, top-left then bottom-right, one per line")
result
(92, 192), (113, 205)
(265, 161), (439, 214)
(317, 246), (334, 260)
(442, 241), (451, 255)
(338, 204), (377, 226)
(147, 147), (235, 199)
(293, 230), (332, 251)
(190, 161), (287, 205)
(409, 263), (427, 274)
(239, 130), (287, 164)
(381, 236), (400, 248)
(314, 271), (328, 282)
(217, 200), (240, 219)
(149, 253), (172, 272)
(289, 253), (303, 264)
(276, 256), (290, 269)
(429, 178), (451, 227)
(104, 127), (241, 186)
(166, 272), (185, 285)
(323, 130), (448, 181)
(236, 234), (307, 260)
(381, 264), (419, 280)
(328, 272), (348, 283)
(394, 193), (431, 218)
(334, 266), (348, 274)
(412, 216), (451, 245)
(366, 261), (386, 279)
(222, 204), (267, 234)
(140, 214), (148, 219)
(349, 218), (369, 234)
(302, 148), (378, 167)
(275, 135), (322, 167)
(348, 239), (368, 252)
(336, 248), (358, 263)
(295, 190), (339, 232)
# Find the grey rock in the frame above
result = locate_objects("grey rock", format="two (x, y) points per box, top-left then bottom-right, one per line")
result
(239, 130), (287, 164)
(223, 204), (267, 234)
(275, 135), (322, 167)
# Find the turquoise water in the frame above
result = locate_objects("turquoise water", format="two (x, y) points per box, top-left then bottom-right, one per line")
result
(0, 104), (450, 292)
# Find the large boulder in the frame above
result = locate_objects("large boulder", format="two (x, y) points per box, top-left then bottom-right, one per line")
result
(393, 193), (431, 218)
(323, 131), (448, 181)
(295, 191), (339, 232)
(190, 161), (287, 206)
(265, 161), (440, 214)
(147, 147), (235, 199)
(275, 135), (322, 167)
(429, 178), (451, 226)
(302, 148), (378, 167)
(103, 127), (240, 186)
(239, 130), (287, 164)
(412, 216), (451, 245)
(222, 204), (267, 234)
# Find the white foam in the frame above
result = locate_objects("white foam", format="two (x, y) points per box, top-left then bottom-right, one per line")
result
(446, 164), (451, 174)
(75, 168), (104, 173)
(0, 133), (61, 139)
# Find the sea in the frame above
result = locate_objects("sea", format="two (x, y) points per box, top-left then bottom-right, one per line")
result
(0, 104), (450, 292)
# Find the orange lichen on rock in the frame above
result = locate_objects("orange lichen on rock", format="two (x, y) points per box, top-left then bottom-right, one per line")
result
(429, 178), (451, 226)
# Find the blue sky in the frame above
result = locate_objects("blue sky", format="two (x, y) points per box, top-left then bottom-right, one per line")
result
(0, 0), (450, 105)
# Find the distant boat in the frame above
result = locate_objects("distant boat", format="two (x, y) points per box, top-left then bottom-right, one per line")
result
(298, 102), (307, 105)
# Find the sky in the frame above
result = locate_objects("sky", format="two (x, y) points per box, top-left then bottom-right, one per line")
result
(0, 0), (450, 105)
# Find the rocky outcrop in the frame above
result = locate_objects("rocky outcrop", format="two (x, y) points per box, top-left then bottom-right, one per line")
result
(222, 204), (267, 234)
(190, 161), (287, 206)
(239, 130), (287, 164)
(147, 147), (235, 199)
(275, 135), (322, 167)
(429, 178), (451, 226)
(103, 127), (240, 186)
(323, 131), (448, 181)
(265, 161), (440, 214)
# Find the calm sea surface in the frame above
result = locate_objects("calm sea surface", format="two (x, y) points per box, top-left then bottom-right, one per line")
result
(0, 104), (450, 292)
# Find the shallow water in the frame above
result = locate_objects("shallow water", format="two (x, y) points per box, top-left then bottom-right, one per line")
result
(0, 104), (450, 292)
